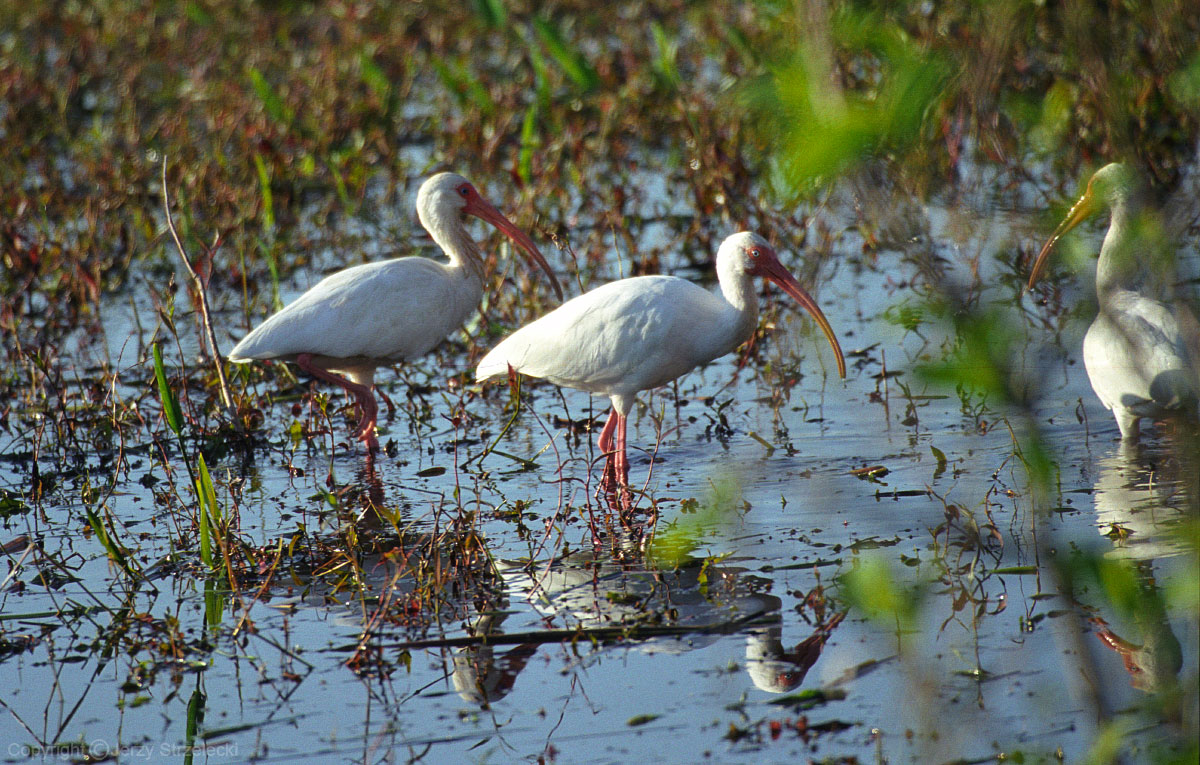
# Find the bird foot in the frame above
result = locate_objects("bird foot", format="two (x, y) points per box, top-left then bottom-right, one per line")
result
(353, 418), (380, 452)
(598, 459), (625, 494)
(598, 467), (635, 515)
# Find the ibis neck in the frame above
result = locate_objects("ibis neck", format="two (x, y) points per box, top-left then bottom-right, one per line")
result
(429, 217), (488, 287)
(718, 270), (761, 346)
(1095, 197), (1138, 300)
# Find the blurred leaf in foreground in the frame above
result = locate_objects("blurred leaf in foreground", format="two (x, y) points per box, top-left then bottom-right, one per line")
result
(649, 473), (743, 568)
(838, 554), (923, 632)
(739, 6), (950, 196)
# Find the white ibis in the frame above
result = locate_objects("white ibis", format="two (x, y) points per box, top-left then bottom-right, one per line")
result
(1028, 163), (1199, 441)
(475, 231), (846, 489)
(229, 172), (563, 451)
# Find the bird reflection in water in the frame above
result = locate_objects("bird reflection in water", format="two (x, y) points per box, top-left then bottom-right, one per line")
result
(448, 551), (847, 705)
(1085, 443), (1193, 696)
(451, 611), (540, 706)
(745, 612), (846, 693)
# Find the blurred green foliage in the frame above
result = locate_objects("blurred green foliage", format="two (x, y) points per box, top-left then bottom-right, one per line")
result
(648, 472), (744, 568)
(837, 554), (923, 634)
(740, 5), (951, 193)
(735, 0), (1198, 197)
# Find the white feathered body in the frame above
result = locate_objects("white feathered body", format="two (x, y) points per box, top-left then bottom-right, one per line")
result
(1083, 290), (1199, 433)
(230, 257), (483, 367)
(476, 275), (756, 406)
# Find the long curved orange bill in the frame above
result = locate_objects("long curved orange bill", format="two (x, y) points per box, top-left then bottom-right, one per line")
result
(1027, 187), (1099, 290)
(466, 196), (564, 301)
(761, 256), (846, 378)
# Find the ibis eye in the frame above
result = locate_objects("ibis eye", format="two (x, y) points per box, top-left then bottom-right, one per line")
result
(458, 186), (471, 197)
(749, 248), (761, 259)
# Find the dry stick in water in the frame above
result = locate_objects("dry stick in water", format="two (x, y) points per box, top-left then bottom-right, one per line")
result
(160, 158), (238, 422)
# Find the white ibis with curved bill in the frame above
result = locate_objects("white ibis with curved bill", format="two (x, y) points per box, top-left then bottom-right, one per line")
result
(1027, 162), (1199, 441)
(229, 172), (563, 451)
(475, 231), (846, 489)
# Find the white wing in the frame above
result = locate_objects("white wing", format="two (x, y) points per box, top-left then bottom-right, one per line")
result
(476, 275), (748, 398)
(229, 257), (479, 363)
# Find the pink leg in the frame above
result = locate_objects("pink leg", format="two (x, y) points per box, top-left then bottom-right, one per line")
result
(597, 407), (620, 490)
(597, 407), (618, 453)
(297, 354), (380, 451)
(600, 411), (633, 513)
(614, 412), (629, 488)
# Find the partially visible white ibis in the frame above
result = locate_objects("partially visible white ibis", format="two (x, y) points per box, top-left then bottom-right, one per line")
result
(229, 172), (563, 451)
(475, 231), (846, 489)
(1028, 162), (1199, 441)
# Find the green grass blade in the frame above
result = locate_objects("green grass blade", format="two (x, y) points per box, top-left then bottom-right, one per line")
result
(252, 152), (275, 234)
(84, 506), (123, 566)
(259, 237), (282, 311)
(431, 59), (495, 117)
(197, 453), (222, 527)
(204, 577), (225, 630)
(532, 16), (599, 93)
(527, 35), (552, 113)
(650, 21), (680, 91)
(359, 52), (391, 100)
(152, 343), (183, 437)
(518, 101), (539, 186)
(84, 506), (141, 580)
(196, 475), (212, 569)
(470, 0), (506, 29)
(195, 453), (221, 569)
(184, 2), (213, 26)
(247, 66), (291, 127)
(184, 679), (204, 765)
(324, 154), (354, 215)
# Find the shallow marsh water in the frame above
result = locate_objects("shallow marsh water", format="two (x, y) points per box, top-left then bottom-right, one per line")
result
(1, 152), (1196, 765)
